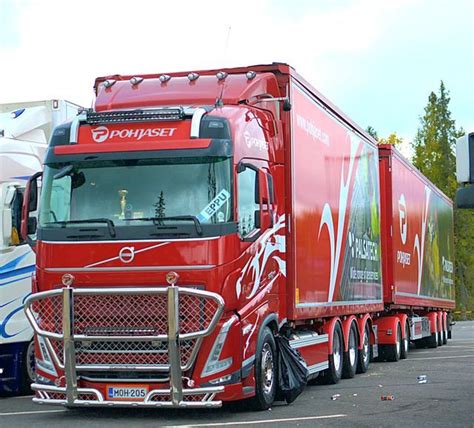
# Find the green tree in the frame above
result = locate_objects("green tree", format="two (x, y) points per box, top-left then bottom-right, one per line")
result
(412, 81), (463, 199)
(366, 126), (378, 141)
(412, 81), (471, 316)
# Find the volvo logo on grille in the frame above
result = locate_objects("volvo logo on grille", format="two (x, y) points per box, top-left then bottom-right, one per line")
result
(119, 246), (135, 263)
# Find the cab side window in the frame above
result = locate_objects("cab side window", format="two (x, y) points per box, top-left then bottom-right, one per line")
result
(237, 167), (259, 237)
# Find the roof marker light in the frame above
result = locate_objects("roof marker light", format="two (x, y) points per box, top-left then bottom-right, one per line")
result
(188, 72), (199, 81)
(103, 79), (116, 88)
(216, 71), (228, 81)
(159, 74), (171, 83)
(246, 71), (257, 80)
(130, 76), (144, 85)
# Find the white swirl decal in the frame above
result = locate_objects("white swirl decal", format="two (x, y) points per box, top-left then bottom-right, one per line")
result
(318, 135), (360, 302)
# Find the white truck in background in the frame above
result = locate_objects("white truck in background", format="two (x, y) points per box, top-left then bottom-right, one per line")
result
(0, 100), (81, 394)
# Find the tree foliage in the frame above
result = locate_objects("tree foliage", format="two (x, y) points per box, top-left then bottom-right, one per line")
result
(366, 126), (378, 141)
(411, 81), (471, 314)
(412, 81), (463, 199)
(379, 132), (403, 147)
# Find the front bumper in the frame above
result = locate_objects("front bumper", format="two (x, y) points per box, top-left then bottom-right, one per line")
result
(25, 286), (225, 408)
(32, 383), (224, 408)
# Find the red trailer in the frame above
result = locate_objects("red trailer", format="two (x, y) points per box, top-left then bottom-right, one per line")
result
(378, 145), (455, 352)
(21, 63), (454, 410)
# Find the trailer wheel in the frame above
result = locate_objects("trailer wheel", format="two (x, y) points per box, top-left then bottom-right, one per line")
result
(20, 339), (36, 393)
(250, 327), (276, 410)
(437, 317), (443, 347)
(357, 322), (370, 374)
(400, 322), (409, 360)
(342, 322), (358, 379)
(384, 322), (402, 362)
(442, 315), (448, 345)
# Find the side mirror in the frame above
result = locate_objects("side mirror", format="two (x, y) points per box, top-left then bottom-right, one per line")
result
(21, 171), (42, 245)
(456, 132), (474, 184)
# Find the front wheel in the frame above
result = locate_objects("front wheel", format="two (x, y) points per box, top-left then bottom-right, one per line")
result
(250, 327), (277, 410)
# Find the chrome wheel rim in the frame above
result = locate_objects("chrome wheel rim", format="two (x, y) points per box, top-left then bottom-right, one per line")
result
(404, 325), (409, 353)
(334, 331), (342, 372)
(363, 329), (369, 364)
(261, 343), (274, 395)
(396, 328), (401, 355)
(349, 329), (356, 366)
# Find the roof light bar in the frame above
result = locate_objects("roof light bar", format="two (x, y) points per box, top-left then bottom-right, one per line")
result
(85, 108), (185, 125)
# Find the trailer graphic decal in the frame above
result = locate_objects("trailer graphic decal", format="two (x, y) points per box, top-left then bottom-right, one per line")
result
(319, 135), (361, 302)
(414, 186), (431, 295)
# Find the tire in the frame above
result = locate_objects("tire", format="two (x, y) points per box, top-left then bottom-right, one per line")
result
(249, 327), (277, 410)
(20, 340), (36, 394)
(319, 323), (343, 384)
(442, 315), (448, 345)
(384, 323), (402, 362)
(426, 331), (438, 348)
(437, 318), (443, 346)
(400, 322), (409, 360)
(343, 322), (359, 379)
(357, 322), (370, 374)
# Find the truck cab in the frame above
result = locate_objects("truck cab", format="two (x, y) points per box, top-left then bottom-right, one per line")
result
(22, 70), (288, 407)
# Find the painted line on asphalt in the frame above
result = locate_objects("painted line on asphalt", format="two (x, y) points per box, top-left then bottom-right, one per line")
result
(167, 414), (346, 427)
(411, 346), (474, 353)
(0, 410), (66, 416)
(406, 354), (474, 361)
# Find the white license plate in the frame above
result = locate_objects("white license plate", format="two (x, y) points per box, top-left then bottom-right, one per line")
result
(106, 384), (149, 401)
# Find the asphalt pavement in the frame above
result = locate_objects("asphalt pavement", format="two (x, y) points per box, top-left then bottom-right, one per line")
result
(1, 321), (473, 428)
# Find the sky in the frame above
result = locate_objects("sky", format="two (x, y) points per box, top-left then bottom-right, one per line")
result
(0, 0), (472, 157)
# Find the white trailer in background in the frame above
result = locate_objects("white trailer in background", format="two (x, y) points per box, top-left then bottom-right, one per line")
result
(0, 100), (80, 394)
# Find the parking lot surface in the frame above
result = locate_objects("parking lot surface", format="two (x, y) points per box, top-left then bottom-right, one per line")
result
(1, 321), (473, 428)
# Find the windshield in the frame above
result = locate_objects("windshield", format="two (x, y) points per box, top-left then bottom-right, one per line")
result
(39, 157), (233, 239)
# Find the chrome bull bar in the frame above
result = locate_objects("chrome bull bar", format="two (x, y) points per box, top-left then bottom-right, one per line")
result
(25, 286), (225, 408)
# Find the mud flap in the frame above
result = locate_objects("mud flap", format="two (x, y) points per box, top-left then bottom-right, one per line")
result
(275, 336), (309, 404)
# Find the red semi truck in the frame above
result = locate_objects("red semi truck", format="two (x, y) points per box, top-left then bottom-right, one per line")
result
(21, 63), (454, 409)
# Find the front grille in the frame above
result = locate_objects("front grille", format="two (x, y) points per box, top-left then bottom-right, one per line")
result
(27, 287), (224, 376)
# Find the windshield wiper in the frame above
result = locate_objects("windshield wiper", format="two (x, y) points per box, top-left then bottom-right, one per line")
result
(127, 215), (203, 236)
(44, 218), (116, 237)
